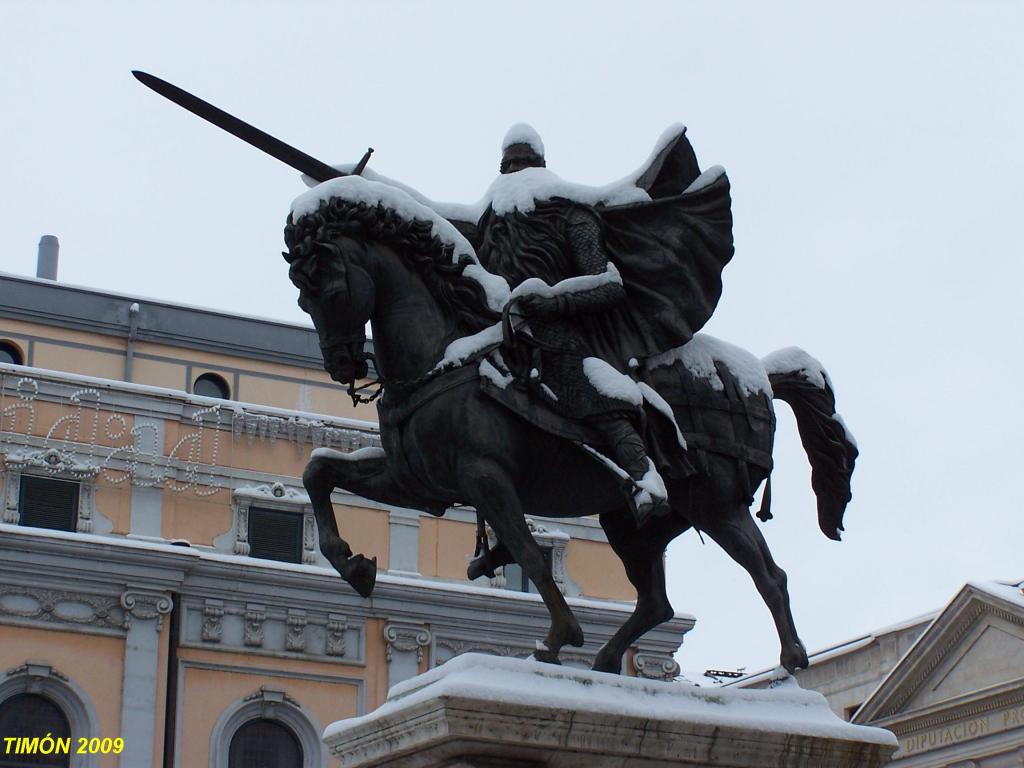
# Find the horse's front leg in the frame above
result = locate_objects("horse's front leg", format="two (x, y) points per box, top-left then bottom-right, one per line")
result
(302, 447), (445, 597)
(462, 459), (584, 663)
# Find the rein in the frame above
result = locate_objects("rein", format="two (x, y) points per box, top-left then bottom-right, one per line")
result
(346, 340), (502, 409)
(346, 348), (383, 406)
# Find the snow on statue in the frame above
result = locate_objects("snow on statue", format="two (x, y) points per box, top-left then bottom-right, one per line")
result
(285, 124), (859, 675)
(132, 71), (860, 674)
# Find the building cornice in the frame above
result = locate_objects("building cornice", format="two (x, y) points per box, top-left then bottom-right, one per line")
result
(0, 524), (690, 662)
(0, 271), (377, 373)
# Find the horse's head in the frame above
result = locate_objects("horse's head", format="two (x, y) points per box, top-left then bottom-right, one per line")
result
(285, 191), (502, 390)
(284, 235), (375, 385)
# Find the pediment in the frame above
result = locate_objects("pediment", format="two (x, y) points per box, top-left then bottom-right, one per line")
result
(856, 582), (1024, 724)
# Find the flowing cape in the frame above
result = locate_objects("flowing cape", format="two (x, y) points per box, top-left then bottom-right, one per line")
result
(599, 170), (733, 360)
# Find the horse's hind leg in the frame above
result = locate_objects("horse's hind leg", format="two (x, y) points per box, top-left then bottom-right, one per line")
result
(593, 510), (687, 674)
(463, 461), (584, 662)
(702, 503), (808, 673)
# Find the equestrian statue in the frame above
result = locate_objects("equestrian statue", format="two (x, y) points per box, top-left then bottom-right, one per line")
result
(134, 72), (860, 675)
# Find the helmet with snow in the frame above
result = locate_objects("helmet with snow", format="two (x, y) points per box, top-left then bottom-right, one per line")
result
(500, 122), (546, 174)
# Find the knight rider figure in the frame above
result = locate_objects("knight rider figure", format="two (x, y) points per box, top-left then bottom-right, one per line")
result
(481, 128), (668, 525)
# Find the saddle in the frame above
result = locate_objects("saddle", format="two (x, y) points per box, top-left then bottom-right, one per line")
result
(377, 339), (775, 509)
(480, 347), (776, 499)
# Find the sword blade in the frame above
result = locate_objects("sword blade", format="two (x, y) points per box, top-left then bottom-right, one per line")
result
(132, 70), (345, 183)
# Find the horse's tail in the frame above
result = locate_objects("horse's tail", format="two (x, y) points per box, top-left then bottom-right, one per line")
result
(762, 348), (858, 541)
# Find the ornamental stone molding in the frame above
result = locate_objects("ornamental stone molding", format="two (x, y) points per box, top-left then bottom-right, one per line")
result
(182, 598), (359, 663)
(230, 408), (380, 455)
(433, 636), (594, 670)
(434, 637), (521, 663)
(244, 604), (266, 647)
(326, 614), (348, 657)
(286, 609), (308, 652)
(302, 514), (317, 564)
(0, 584), (124, 635)
(233, 482), (309, 504)
(384, 622), (432, 690)
(4, 446), (101, 478)
(5, 662), (69, 686)
(1, 464), (108, 534)
(242, 686), (301, 708)
(384, 622), (432, 664)
(633, 650), (682, 681)
(225, 485), (321, 565)
(120, 588), (173, 631)
(202, 599), (224, 643)
(233, 504), (251, 556)
(1, 469), (16, 524)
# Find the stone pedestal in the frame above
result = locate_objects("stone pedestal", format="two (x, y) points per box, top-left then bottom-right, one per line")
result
(324, 653), (898, 768)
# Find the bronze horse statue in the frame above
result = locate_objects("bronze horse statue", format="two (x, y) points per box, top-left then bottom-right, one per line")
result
(283, 181), (857, 675)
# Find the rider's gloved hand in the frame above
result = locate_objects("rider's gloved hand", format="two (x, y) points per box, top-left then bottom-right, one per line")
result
(517, 294), (562, 318)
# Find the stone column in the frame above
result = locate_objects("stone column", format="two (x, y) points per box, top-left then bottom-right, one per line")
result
(129, 417), (165, 538)
(119, 587), (172, 768)
(383, 622), (431, 690)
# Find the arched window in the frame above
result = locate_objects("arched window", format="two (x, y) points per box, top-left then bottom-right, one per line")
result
(0, 341), (24, 366)
(228, 718), (302, 768)
(193, 372), (230, 400)
(0, 693), (71, 767)
(210, 687), (324, 768)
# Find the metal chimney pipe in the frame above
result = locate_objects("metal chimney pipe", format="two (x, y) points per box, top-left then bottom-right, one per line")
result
(37, 235), (59, 280)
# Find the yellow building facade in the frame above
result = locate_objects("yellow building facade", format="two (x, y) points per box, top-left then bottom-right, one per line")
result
(0, 268), (692, 767)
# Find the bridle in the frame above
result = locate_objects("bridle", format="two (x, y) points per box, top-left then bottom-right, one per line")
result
(322, 332), (383, 407)
(347, 358), (383, 406)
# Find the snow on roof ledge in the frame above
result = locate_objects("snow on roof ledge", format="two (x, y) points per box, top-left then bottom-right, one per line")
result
(0, 362), (380, 431)
(968, 578), (1024, 609)
(729, 609), (937, 688)
(0, 523), (652, 615)
(323, 652), (897, 746)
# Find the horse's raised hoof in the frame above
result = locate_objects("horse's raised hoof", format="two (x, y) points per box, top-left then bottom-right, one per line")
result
(340, 554), (377, 598)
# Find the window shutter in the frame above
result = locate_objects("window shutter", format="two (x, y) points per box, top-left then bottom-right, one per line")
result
(18, 476), (79, 532)
(248, 507), (303, 563)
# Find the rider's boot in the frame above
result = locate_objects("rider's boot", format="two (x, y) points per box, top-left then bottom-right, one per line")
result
(594, 417), (669, 527)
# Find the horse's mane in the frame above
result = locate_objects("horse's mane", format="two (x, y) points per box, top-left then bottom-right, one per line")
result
(284, 198), (499, 332)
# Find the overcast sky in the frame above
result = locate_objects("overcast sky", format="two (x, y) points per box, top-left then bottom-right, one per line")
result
(2, 2), (1022, 682)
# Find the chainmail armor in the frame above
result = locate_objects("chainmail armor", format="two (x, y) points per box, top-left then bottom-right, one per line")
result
(526, 208), (635, 420)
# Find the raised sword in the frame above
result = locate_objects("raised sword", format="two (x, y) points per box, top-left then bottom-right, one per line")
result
(132, 70), (372, 182)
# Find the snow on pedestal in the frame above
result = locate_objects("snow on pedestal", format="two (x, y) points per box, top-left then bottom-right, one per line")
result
(323, 653), (897, 768)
